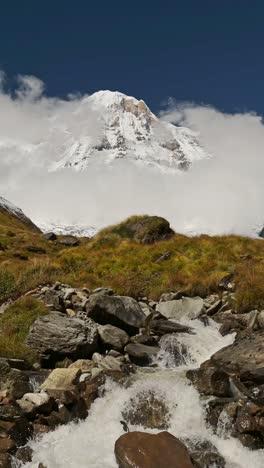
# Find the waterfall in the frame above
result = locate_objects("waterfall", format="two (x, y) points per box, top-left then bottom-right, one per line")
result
(22, 319), (264, 468)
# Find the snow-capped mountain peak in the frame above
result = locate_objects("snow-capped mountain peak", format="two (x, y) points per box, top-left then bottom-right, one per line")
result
(51, 90), (209, 173)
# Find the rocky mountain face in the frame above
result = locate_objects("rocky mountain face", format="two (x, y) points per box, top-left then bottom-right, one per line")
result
(51, 90), (209, 173)
(0, 197), (40, 233)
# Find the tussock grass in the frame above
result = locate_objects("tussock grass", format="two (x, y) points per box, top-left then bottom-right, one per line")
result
(0, 297), (48, 363)
(1, 214), (264, 312)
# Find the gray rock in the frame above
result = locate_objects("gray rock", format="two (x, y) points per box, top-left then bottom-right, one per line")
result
(257, 310), (264, 329)
(91, 287), (114, 296)
(124, 343), (160, 365)
(0, 360), (31, 399)
(150, 319), (193, 335)
(138, 302), (154, 317)
(85, 295), (145, 334)
(59, 235), (80, 247)
(247, 310), (259, 329)
(156, 297), (204, 321)
(42, 232), (57, 241)
(98, 324), (129, 350)
(26, 312), (98, 364)
(211, 330), (264, 375)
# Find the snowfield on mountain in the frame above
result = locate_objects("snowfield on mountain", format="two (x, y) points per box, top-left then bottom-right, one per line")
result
(48, 90), (209, 173)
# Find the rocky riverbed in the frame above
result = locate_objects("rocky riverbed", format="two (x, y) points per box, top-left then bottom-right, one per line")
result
(0, 278), (264, 467)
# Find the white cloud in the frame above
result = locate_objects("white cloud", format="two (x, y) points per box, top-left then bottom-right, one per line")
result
(0, 72), (264, 236)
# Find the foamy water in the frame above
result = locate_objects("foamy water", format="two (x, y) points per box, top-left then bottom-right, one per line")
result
(22, 319), (264, 468)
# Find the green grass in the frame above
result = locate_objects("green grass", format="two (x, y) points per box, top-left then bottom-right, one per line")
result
(0, 297), (48, 363)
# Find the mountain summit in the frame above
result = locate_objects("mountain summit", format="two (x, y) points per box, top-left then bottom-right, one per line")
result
(51, 90), (209, 173)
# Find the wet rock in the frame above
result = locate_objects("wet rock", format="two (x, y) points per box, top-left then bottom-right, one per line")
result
(85, 295), (145, 334)
(115, 431), (194, 468)
(0, 453), (12, 467)
(124, 343), (159, 366)
(26, 312), (98, 364)
(98, 324), (129, 351)
(186, 367), (230, 397)
(150, 319), (193, 336)
(159, 334), (188, 366)
(130, 334), (159, 346)
(59, 235), (80, 247)
(188, 440), (225, 468)
(122, 390), (171, 430)
(26, 245), (46, 254)
(156, 297), (204, 321)
(0, 360), (31, 399)
(16, 446), (33, 463)
(210, 330), (264, 375)
(0, 418), (32, 446)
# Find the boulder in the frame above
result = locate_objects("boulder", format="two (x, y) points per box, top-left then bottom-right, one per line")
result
(115, 431), (194, 468)
(111, 216), (174, 244)
(186, 367), (230, 397)
(26, 312), (98, 364)
(85, 295), (145, 334)
(41, 368), (81, 392)
(42, 232), (57, 241)
(98, 324), (129, 350)
(124, 343), (159, 366)
(210, 330), (264, 375)
(156, 297), (204, 321)
(59, 235), (79, 247)
(122, 390), (171, 429)
(0, 360), (31, 399)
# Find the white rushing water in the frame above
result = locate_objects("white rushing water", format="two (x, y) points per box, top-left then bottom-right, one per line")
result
(23, 319), (264, 468)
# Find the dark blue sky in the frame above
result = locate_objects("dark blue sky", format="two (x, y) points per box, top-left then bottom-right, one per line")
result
(1, 1), (264, 113)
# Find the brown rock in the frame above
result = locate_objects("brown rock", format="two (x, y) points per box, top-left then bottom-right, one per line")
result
(186, 367), (230, 397)
(0, 439), (16, 454)
(115, 431), (194, 468)
(0, 453), (12, 467)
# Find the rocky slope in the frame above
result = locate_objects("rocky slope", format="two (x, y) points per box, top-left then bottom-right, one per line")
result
(0, 197), (40, 233)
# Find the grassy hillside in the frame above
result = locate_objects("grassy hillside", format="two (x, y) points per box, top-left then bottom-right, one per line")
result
(0, 214), (264, 312)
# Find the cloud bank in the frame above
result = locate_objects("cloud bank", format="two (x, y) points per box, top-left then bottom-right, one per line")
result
(0, 73), (264, 236)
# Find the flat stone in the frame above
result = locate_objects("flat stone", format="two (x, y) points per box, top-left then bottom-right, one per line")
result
(156, 297), (204, 321)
